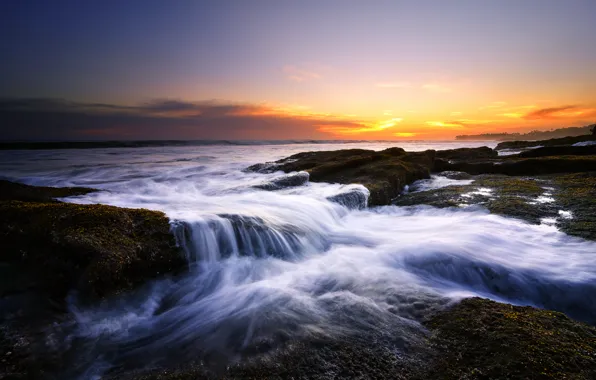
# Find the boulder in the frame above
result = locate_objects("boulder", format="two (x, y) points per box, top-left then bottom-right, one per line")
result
(419, 298), (596, 379)
(248, 148), (434, 206)
(253, 171), (309, 190)
(327, 188), (369, 209)
(496, 135), (596, 150)
(0, 181), (186, 379)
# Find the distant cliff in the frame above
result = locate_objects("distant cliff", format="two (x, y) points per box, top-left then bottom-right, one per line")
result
(456, 124), (595, 141)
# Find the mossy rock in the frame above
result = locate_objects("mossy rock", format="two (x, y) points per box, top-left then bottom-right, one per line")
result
(553, 172), (596, 240)
(395, 175), (552, 223)
(0, 179), (97, 203)
(496, 135), (596, 150)
(435, 155), (596, 176)
(248, 147), (437, 206)
(0, 200), (184, 302)
(0, 181), (186, 379)
(435, 146), (497, 160)
(418, 297), (596, 379)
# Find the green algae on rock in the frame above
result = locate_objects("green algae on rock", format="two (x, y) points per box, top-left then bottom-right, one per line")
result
(249, 147), (436, 206)
(495, 134), (596, 150)
(418, 297), (596, 380)
(435, 154), (596, 176)
(1, 201), (184, 301)
(553, 172), (596, 240)
(0, 179), (97, 203)
(0, 181), (186, 379)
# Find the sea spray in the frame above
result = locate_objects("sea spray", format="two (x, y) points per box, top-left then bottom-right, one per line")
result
(3, 141), (596, 377)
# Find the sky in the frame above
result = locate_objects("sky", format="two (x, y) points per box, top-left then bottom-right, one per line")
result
(1, 0), (596, 141)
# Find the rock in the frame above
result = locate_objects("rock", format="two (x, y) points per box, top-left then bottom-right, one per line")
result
(517, 144), (596, 158)
(419, 298), (596, 380)
(0, 180), (97, 202)
(0, 200), (185, 302)
(244, 162), (277, 174)
(327, 188), (369, 209)
(496, 135), (596, 150)
(437, 171), (473, 180)
(253, 171), (309, 190)
(248, 148), (435, 206)
(435, 155), (596, 176)
(435, 146), (497, 160)
(0, 181), (187, 379)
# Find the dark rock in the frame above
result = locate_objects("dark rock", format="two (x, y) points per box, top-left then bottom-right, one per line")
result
(517, 144), (596, 158)
(435, 146), (497, 160)
(554, 172), (596, 241)
(496, 135), (596, 150)
(0, 181), (187, 379)
(418, 298), (596, 380)
(435, 156), (596, 176)
(248, 148), (435, 206)
(327, 188), (369, 209)
(0, 201), (184, 302)
(253, 171), (309, 190)
(437, 171), (473, 180)
(0, 179), (97, 202)
(244, 162), (278, 174)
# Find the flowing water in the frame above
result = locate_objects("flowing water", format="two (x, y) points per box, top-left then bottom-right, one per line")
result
(2, 141), (596, 378)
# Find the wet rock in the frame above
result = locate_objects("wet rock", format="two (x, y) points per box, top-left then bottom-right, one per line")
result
(244, 162), (278, 174)
(418, 297), (596, 380)
(435, 146), (497, 160)
(327, 188), (369, 209)
(248, 148), (435, 206)
(253, 171), (309, 190)
(0, 181), (187, 379)
(0, 179), (97, 202)
(437, 171), (473, 180)
(435, 155), (596, 176)
(496, 134), (596, 150)
(517, 144), (596, 158)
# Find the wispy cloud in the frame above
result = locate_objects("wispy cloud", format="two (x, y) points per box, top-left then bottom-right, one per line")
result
(522, 105), (596, 120)
(317, 117), (403, 135)
(425, 119), (496, 129)
(421, 83), (452, 93)
(394, 132), (416, 137)
(282, 64), (325, 82)
(426, 121), (464, 128)
(0, 98), (371, 140)
(450, 111), (463, 116)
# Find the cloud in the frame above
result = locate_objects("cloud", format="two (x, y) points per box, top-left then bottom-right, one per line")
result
(522, 105), (596, 120)
(450, 111), (463, 116)
(421, 83), (452, 93)
(282, 64), (325, 82)
(394, 132), (416, 137)
(425, 121), (465, 128)
(425, 119), (496, 129)
(0, 98), (378, 141)
(317, 117), (403, 135)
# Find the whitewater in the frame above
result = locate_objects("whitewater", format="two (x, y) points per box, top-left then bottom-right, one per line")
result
(2, 141), (596, 378)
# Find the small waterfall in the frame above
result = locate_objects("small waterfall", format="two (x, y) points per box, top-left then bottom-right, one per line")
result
(171, 213), (331, 264)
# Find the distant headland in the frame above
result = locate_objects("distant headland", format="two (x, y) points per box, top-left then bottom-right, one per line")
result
(456, 123), (596, 141)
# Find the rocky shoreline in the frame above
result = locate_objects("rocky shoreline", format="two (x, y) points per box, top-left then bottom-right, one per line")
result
(2, 135), (596, 379)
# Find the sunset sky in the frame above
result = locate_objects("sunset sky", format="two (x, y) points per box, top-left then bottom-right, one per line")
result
(1, 0), (595, 140)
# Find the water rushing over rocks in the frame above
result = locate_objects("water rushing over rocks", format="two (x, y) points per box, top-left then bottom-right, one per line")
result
(2, 141), (596, 378)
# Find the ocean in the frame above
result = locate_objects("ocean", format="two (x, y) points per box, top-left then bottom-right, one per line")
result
(2, 140), (595, 378)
